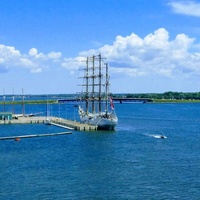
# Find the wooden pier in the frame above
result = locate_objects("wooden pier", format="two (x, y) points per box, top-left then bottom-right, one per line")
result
(50, 117), (97, 131)
(0, 116), (98, 131)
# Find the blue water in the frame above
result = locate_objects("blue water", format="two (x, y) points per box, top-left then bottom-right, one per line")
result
(1, 103), (200, 199)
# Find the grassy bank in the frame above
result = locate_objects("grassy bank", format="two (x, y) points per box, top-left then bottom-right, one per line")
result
(152, 99), (200, 103)
(0, 100), (57, 105)
(1, 99), (200, 104)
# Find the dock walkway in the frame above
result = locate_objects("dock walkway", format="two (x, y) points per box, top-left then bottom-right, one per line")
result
(50, 117), (97, 131)
(0, 116), (97, 131)
(0, 131), (72, 141)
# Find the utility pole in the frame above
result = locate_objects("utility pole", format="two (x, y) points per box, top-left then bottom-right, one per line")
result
(3, 88), (6, 112)
(22, 88), (25, 116)
(12, 86), (15, 114)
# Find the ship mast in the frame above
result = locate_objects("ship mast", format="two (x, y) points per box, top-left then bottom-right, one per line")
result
(86, 57), (89, 114)
(92, 55), (95, 113)
(98, 54), (102, 113)
(79, 54), (107, 114)
(105, 63), (109, 115)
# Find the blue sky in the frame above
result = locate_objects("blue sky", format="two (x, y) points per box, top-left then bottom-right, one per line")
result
(1, 0), (200, 94)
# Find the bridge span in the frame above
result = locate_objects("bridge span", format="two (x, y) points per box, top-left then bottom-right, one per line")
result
(57, 98), (152, 104)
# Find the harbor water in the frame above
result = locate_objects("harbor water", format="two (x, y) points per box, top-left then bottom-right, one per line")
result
(0, 102), (200, 199)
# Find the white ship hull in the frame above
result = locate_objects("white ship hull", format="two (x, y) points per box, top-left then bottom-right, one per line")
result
(79, 107), (118, 130)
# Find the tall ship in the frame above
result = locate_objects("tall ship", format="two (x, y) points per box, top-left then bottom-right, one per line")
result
(78, 54), (118, 130)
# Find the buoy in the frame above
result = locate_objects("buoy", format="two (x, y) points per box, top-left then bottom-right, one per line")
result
(15, 137), (20, 141)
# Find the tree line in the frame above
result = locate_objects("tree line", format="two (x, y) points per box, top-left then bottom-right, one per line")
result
(113, 91), (200, 100)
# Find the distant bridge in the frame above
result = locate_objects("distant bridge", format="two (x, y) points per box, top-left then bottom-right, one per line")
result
(57, 98), (152, 104)
(112, 98), (152, 103)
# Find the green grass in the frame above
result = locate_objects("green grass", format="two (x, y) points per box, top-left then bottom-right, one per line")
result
(153, 99), (200, 103)
(1, 99), (200, 104)
(0, 100), (57, 105)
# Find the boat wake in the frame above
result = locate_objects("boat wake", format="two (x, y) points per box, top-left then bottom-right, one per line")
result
(145, 134), (167, 139)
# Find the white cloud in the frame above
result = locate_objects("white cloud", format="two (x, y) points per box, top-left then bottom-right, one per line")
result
(19, 58), (35, 67)
(62, 28), (200, 79)
(29, 48), (62, 60)
(168, 0), (200, 17)
(0, 44), (22, 72)
(31, 68), (42, 73)
(29, 48), (38, 57)
(48, 52), (62, 59)
(1, 28), (200, 81)
(143, 28), (169, 50)
(0, 45), (62, 73)
(61, 56), (85, 72)
(0, 44), (21, 59)
(29, 48), (45, 58)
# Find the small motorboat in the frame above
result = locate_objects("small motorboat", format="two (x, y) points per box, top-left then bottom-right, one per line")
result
(160, 134), (166, 139)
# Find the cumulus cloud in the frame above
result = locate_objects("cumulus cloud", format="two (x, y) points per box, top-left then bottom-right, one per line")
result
(59, 28), (200, 78)
(48, 52), (62, 59)
(29, 48), (38, 57)
(168, 0), (200, 17)
(0, 44), (23, 72)
(0, 44), (21, 60)
(1, 28), (200, 80)
(61, 56), (85, 72)
(29, 48), (62, 61)
(31, 68), (42, 73)
(62, 28), (197, 79)
(0, 45), (62, 73)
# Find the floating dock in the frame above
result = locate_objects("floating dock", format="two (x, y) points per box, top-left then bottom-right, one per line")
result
(0, 131), (72, 141)
(0, 116), (98, 131)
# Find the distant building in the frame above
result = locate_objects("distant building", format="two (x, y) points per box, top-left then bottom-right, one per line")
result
(0, 112), (12, 120)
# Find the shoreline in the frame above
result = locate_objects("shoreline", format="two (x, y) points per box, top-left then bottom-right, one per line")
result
(0, 100), (57, 105)
(1, 99), (200, 105)
(152, 99), (200, 103)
